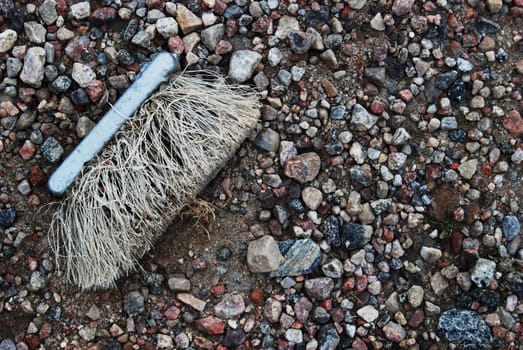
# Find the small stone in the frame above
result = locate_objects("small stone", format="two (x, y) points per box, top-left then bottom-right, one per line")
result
(177, 293), (206, 312)
(407, 285), (424, 308)
(90, 7), (116, 25)
(0, 208), (16, 227)
(430, 272), (449, 296)
(288, 30), (313, 54)
(391, 127), (411, 146)
(284, 152), (321, 183)
(330, 105), (345, 120)
(28, 271), (47, 291)
(247, 236), (283, 273)
(392, 0), (414, 15)
(51, 76), (72, 93)
(70, 1), (90, 19)
(201, 23), (224, 51)
(214, 294), (245, 319)
(176, 4), (202, 34)
(79, 326), (96, 341)
(321, 258), (343, 279)
(302, 187), (322, 210)
(357, 305), (379, 323)
(370, 13), (385, 31)
(39, 0), (58, 25)
(24, 22), (46, 44)
(271, 239), (321, 277)
(350, 104), (378, 131)
(420, 246), (442, 264)
(458, 159), (478, 180)
(0, 29), (17, 53)
(157, 334), (174, 349)
(17, 180), (31, 195)
(86, 305), (101, 321)
(41, 137), (64, 162)
(263, 297), (282, 322)
(195, 316), (225, 335)
(168, 277), (191, 291)
(438, 309), (493, 349)
(435, 70), (458, 90)
(76, 116), (95, 138)
(470, 258), (496, 288)
(0, 340), (15, 350)
(72, 63), (96, 88)
(341, 223), (372, 250)
(124, 291), (145, 316)
(285, 329), (303, 343)
(317, 324), (340, 350)
(156, 17), (179, 38)
(486, 0), (502, 13)
(503, 111), (523, 137)
(71, 88), (90, 105)
(502, 215), (520, 241)
(229, 50), (262, 83)
(275, 15), (300, 39)
(305, 277), (334, 300)
(20, 47), (46, 88)
(383, 322), (407, 342)
(131, 30), (151, 48)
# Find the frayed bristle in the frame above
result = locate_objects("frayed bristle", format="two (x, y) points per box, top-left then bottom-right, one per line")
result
(50, 72), (260, 290)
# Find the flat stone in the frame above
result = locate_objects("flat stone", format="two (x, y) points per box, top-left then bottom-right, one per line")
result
(195, 316), (225, 335)
(0, 29), (17, 53)
(167, 277), (191, 291)
(86, 305), (101, 321)
(247, 235), (283, 273)
(20, 47), (46, 88)
(156, 17), (179, 38)
(305, 277), (334, 300)
(438, 309), (493, 349)
(284, 152), (321, 183)
(383, 322), (407, 342)
(470, 258), (496, 288)
(357, 305), (379, 323)
(229, 50), (262, 83)
(271, 239), (321, 277)
(176, 4), (202, 34)
(254, 128), (279, 152)
(430, 272), (449, 296)
(131, 30), (151, 48)
(76, 116), (95, 138)
(177, 293), (206, 312)
(24, 22), (46, 44)
(70, 1), (90, 19)
(263, 297), (282, 322)
(214, 294), (245, 319)
(350, 104), (378, 131)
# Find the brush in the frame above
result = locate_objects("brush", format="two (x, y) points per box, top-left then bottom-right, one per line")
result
(48, 52), (260, 290)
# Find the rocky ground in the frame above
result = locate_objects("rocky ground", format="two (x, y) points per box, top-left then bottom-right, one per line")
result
(0, 0), (523, 349)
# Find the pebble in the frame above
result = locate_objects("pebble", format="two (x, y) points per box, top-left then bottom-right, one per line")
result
(254, 128), (280, 152)
(458, 159), (478, 180)
(20, 47), (46, 88)
(284, 152), (321, 183)
(214, 293), (245, 319)
(201, 23), (224, 51)
(156, 17), (179, 38)
(41, 137), (64, 162)
(470, 258), (496, 288)
(229, 50), (262, 82)
(247, 235), (283, 273)
(0, 208), (16, 227)
(341, 223), (372, 250)
(71, 63), (96, 88)
(321, 258), (343, 278)
(302, 187), (322, 210)
(177, 293), (206, 312)
(420, 246), (442, 264)
(317, 324), (340, 350)
(0, 29), (17, 53)
(39, 0), (58, 25)
(124, 291), (145, 317)
(274, 15), (300, 40)
(271, 239), (321, 277)
(407, 285), (424, 308)
(438, 309), (493, 349)
(24, 22), (46, 44)
(70, 2), (91, 20)
(383, 321), (407, 342)
(176, 4), (203, 34)
(430, 272), (449, 296)
(350, 104), (379, 131)
(288, 30), (313, 54)
(357, 305), (379, 323)
(502, 215), (520, 241)
(392, 0), (414, 16)
(330, 105), (346, 120)
(305, 277), (334, 300)
(78, 326), (96, 341)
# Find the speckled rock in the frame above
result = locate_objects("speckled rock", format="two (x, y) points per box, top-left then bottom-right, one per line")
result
(229, 50), (262, 83)
(0, 29), (17, 53)
(20, 47), (46, 88)
(438, 309), (493, 349)
(271, 239), (321, 277)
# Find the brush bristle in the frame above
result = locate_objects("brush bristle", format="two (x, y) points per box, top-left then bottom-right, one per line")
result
(49, 72), (260, 290)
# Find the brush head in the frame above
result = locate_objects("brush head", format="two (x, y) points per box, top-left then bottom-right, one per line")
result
(49, 72), (260, 290)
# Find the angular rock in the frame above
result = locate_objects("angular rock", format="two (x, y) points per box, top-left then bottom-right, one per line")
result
(407, 285), (424, 308)
(263, 297), (282, 322)
(254, 128), (280, 152)
(502, 215), (520, 241)
(357, 305), (379, 323)
(20, 47), (46, 88)
(275, 15), (300, 39)
(305, 277), (334, 300)
(288, 30), (313, 54)
(124, 291), (145, 317)
(72, 63), (96, 88)
(438, 309), (493, 349)
(214, 294), (245, 319)
(420, 246), (442, 264)
(350, 104), (378, 131)
(41, 137), (64, 162)
(341, 223), (372, 250)
(0, 29), (17, 53)
(0, 208), (16, 227)
(195, 316), (225, 335)
(177, 293), (206, 312)
(24, 22), (46, 44)
(320, 215), (341, 247)
(458, 159), (478, 180)
(383, 322), (407, 342)
(229, 50), (262, 83)
(470, 258), (496, 288)
(271, 239), (321, 277)
(167, 277), (191, 291)
(317, 324), (340, 350)
(247, 235), (283, 273)
(392, 0), (414, 16)
(201, 23), (224, 51)
(284, 152), (321, 183)
(156, 17), (179, 38)
(70, 1), (90, 20)
(39, 0), (58, 25)
(176, 4), (202, 34)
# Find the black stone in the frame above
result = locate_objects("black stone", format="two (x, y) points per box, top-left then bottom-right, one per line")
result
(317, 324), (340, 350)
(10, 11), (24, 34)
(216, 247), (233, 261)
(288, 199), (305, 213)
(324, 141), (343, 155)
(470, 288), (500, 311)
(448, 80), (465, 102)
(117, 49), (135, 66)
(341, 222), (371, 250)
(385, 56), (404, 81)
(222, 330), (246, 347)
(435, 71), (458, 90)
(312, 307), (331, 323)
(224, 4), (243, 19)
(0, 209), (16, 228)
(51, 76), (72, 93)
(46, 305), (62, 321)
(448, 129), (466, 142)
(70, 88), (90, 105)
(477, 17), (500, 34)
(122, 19), (139, 42)
(320, 215), (341, 247)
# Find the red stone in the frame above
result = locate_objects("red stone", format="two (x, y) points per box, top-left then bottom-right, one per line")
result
(322, 80), (338, 97)
(215, 40), (232, 55)
(164, 306), (181, 320)
(90, 7), (117, 25)
(252, 15), (271, 34)
(284, 152), (321, 184)
(167, 36), (184, 55)
(355, 275), (368, 292)
(19, 140), (36, 160)
(398, 89), (413, 102)
(250, 289), (264, 305)
(370, 100), (385, 114)
(25, 335), (40, 349)
(193, 336), (214, 349)
(352, 338), (368, 350)
(29, 165), (45, 186)
(425, 164), (441, 179)
(195, 316), (225, 335)
(503, 110), (523, 137)
(211, 285), (225, 296)
(450, 231), (463, 254)
(39, 323), (52, 338)
(86, 80), (104, 102)
(408, 309), (424, 327)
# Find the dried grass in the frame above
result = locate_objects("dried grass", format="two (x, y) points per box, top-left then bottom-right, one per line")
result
(49, 72), (260, 290)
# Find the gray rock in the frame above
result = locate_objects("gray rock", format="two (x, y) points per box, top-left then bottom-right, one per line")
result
(79, 326), (96, 341)
(288, 30), (313, 54)
(392, 127), (411, 145)
(247, 236), (283, 273)
(41, 137), (64, 162)
(0, 29), (17, 53)
(17, 180), (31, 195)
(317, 324), (340, 350)
(51, 76), (72, 93)
(229, 50), (262, 82)
(502, 215), (520, 241)
(458, 159), (478, 180)
(70, 1), (90, 19)
(254, 128), (280, 152)
(167, 277), (191, 291)
(383, 322), (407, 342)
(357, 305), (379, 322)
(438, 309), (493, 349)
(20, 47), (46, 88)
(321, 258), (343, 278)
(470, 258), (496, 288)
(420, 246), (442, 264)
(388, 152), (407, 170)
(392, 0), (415, 16)
(131, 30), (151, 48)
(407, 285), (424, 308)
(271, 239), (321, 277)
(24, 21), (47, 44)
(6, 57), (22, 77)
(76, 116), (95, 138)
(263, 297), (282, 322)
(201, 23), (224, 51)
(302, 186), (322, 210)
(274, 15), (300, 39)
(39, 0), (58, 25)
(72, 62), (96, 88)
(305, 277), (334, 300)
(124, 291), (145, 317)
(350, 104), (378, 131)
(441, 116), (458, 130)
(28, 271), (47, 291)
(348, 0), (367, 9)
(156, 17), (179, 38)
(268, 47), (283, 66)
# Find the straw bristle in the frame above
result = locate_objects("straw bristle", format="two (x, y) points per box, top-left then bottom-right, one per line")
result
(50, 72), (260, 290)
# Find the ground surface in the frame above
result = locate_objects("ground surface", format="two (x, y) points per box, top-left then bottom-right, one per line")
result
(0, 0), (523, 349)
